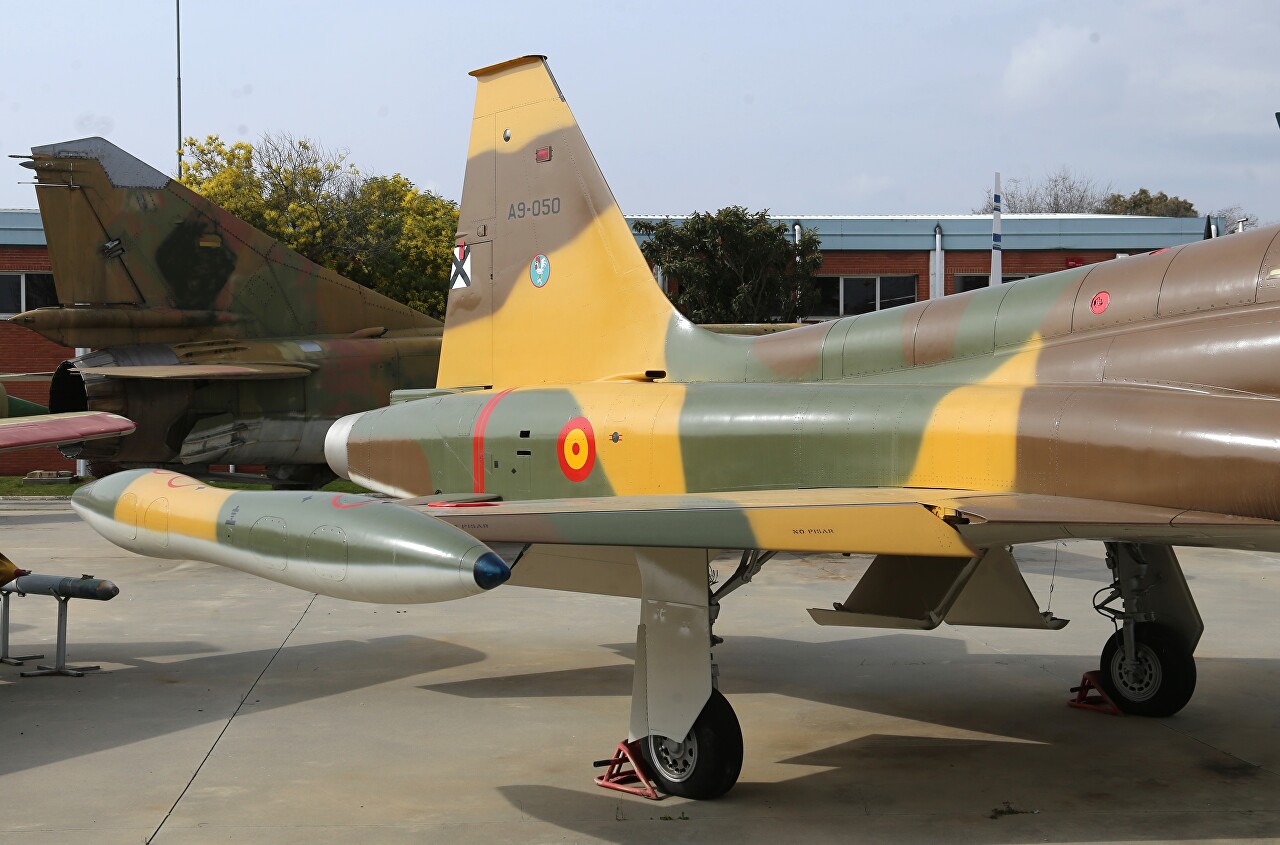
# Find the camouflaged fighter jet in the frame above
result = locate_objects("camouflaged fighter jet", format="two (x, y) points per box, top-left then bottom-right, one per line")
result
(12, 139), (444, 486)
(72, 56), (1280, 800)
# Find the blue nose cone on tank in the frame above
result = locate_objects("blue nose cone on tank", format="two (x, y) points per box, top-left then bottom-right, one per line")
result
(472, 552), (511, 590)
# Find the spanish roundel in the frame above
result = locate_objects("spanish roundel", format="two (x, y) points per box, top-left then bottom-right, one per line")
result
(557, 416), (596, 482)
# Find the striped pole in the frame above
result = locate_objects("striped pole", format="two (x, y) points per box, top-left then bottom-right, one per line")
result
(990, 172), (1002, 287)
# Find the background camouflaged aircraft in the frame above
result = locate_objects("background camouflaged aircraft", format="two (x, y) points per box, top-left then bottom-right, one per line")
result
(14, 138), (443, 486)
(14, 141), (789, 486)
(77, 56), (1280, 800)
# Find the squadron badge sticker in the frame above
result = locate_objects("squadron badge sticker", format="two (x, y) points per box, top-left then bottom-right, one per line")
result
(530, 253), (551, 288)
(557, 416), (596, 482)
(450, 243), (471, 290)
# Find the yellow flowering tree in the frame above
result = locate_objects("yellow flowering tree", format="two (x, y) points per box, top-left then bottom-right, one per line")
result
(180, 133), (458, 318)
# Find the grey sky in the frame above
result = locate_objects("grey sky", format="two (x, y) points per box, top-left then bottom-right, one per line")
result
(2, 1), (1276, 223)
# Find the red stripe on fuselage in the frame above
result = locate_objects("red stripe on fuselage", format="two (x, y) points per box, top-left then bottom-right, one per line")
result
(472, 388), (517, 493)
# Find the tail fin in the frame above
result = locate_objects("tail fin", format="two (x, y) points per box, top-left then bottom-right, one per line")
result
(439, 56), (681, 389)
(19, 138), (439, 347)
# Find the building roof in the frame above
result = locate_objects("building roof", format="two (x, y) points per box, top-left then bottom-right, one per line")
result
(627, 213), (1225, 252)
(0, 209), (46, 247)
(4, 206), (1225, 253)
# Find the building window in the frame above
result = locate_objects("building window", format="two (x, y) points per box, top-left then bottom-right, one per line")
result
(954, 273), (1033, 293)
(815, 275), (917, 317)
(0, 273), (57, 318)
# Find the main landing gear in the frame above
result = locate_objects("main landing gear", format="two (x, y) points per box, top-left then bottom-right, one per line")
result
(597, 548), (767, 800)
(1090, 543), (1203, 716)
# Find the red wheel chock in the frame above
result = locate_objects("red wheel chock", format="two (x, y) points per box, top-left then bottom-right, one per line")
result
(593, 740), (663, 800)
(1068, 670), (1123, 716)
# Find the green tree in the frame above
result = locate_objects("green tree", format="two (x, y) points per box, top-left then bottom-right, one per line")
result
(180, 133), (458, 318)
(632, 207), (822, 323)
(1102, 188), (1198, 218)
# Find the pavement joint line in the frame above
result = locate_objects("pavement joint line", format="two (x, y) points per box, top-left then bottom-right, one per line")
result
(144, 592), (319, 845)
(1155, 719), (1276, 776)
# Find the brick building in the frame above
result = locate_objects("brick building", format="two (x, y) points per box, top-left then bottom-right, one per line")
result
(0, 209), (74, 475)
(628, 213), (1223, 319)
(0, 209), (1224, 476)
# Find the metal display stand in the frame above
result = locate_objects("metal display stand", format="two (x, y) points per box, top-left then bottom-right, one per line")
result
(0, 589), (44, 665)
(1, 574), (118, 678)
(21, 595), (101, 678)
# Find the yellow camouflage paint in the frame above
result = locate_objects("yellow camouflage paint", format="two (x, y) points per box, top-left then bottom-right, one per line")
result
(742, 504), (974, 557)
(114, 470), (234, 543)
(566, 383), (689, 495)
(905, 336), (1044, 491)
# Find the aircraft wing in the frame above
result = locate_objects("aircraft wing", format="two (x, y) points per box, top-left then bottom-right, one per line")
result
(400, 488), (1280, 611)
(0, 411), (135, 452)
(407, 487), (1280, 558)
(74, 363), (313, 380)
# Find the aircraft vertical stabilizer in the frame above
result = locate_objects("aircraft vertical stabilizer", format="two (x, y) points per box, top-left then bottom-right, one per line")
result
(441, 56), (683, 390)
(20, 138), (440, 347)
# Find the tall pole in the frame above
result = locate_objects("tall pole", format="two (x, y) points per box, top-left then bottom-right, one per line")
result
(176, 0), (183, 176)
(989, 172), (1002, 287)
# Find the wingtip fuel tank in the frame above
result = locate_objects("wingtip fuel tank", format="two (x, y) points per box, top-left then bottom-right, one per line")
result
(72, 470), (509, 603)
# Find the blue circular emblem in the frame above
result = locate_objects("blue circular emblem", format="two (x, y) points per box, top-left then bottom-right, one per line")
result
(530, 254), (551, 288)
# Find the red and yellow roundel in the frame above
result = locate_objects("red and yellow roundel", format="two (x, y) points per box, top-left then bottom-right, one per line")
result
(557, 416), (596, 482)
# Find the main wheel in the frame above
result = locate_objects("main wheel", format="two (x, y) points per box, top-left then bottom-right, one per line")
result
(1099, 622), (1196, 717)
(639, 688), (743, 799)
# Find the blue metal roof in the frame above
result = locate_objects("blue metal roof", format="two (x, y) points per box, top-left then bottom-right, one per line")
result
(0, 209), (46, 247)
(3, 207), (1225, 253)
(628, 213), (1224, 252)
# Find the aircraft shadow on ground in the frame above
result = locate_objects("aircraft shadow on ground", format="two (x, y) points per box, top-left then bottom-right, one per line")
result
(0, 634), (485, 777)
(421, 633), (1280, 736)
(435, 633), (1280, 842)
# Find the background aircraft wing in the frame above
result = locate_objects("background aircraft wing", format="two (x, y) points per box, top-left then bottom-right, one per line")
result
(74, 363), (313, 380)
(0, 411), (135, 452)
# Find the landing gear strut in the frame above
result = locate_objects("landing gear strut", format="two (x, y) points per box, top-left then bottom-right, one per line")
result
(1091, 543), (1202, 716)
(608, 547), (752, 800)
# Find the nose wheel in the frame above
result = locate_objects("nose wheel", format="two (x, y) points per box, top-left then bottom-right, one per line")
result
(639, 688), (742, 799)
(1098, 622), (1196, 716)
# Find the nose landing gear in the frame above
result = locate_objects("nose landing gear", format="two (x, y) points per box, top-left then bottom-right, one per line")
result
(1091, 543), (1202, 717)
(1099, 622), (1196, 716)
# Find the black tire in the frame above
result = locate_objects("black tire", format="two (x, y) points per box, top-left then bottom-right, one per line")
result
(1099, 622), (1196, 717)
(639, 688), (743, 799)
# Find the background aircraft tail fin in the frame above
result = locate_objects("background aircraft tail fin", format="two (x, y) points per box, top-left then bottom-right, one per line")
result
(21, 138), (439, 347)
(439, 57), (683, 389)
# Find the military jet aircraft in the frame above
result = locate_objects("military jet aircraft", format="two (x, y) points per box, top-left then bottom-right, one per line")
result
(72, 56), (1280, 800)
(13, 139), (444, 486)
